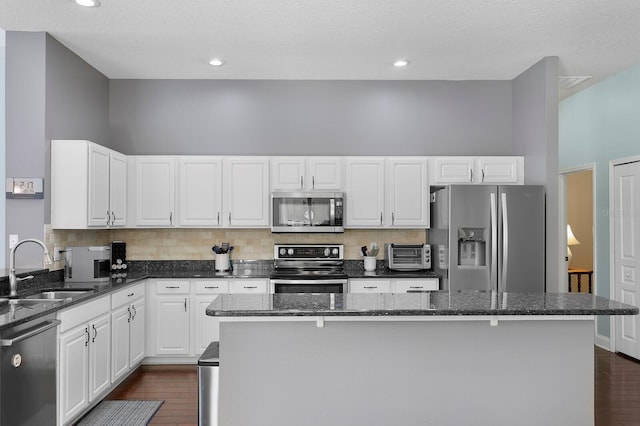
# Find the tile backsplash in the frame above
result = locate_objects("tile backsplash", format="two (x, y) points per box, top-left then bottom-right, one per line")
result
(46, 225), (427, 267)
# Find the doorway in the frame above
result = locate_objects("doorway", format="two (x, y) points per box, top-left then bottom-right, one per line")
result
(560, 165), (595, 294)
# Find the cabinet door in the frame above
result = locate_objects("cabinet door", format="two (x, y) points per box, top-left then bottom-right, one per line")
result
(135, 156), (176, 226)
(193, 295), (221, 355)
(129, 299), (146, 366)
(270, 157), (305, 190)
(349, 279), (391, 293)
(306, 157), (342, 190)
(433, 157), (474, 184)
(224, 158), (270, 227)
(388, 158), (430, 227)
(345, 158), (385, 227)
(89, 313), (111, 401)
(178, 157), (223, 226)
(111, 304), (131, 383)
(154, 296), (190, 355)
(109, 151), (128, 226)
(59, 325), (89, 425)
(88, 143), (111, 227)
(476, 157), (520, 184)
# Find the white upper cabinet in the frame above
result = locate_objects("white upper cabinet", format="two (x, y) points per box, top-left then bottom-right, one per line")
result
(345, 157), (429, 228)
(223, 157), (270, 227)
(177, 157), (223, 226)
(271, 157), (342, 191)
(132, 156), (176, 226)
(387, 158), (430, 227)
(51, 140), (127, 229)
(432, 156), (523, 185)
(345, 157), (386, 227)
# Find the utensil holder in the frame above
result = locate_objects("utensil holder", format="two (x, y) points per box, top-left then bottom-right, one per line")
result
(215, 253), (230, 272)
(363, 256), (377, 272)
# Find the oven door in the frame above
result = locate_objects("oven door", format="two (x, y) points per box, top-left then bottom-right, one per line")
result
(271, 279), (348, 294)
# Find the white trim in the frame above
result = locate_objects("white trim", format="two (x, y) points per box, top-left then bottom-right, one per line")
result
(595, 332), (612, 351)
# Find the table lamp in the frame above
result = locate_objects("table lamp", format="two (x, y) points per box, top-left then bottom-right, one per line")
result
(567, 224), (580, 267)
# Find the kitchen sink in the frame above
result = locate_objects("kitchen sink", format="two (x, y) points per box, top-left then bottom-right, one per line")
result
(24, 289), (95, 301)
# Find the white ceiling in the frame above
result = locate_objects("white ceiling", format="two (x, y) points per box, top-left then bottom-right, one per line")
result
(1, 0), (640, 97)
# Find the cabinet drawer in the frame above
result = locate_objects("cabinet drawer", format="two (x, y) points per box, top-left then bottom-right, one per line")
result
(392, 279), (439, 293)
(195, 280), (229, 294)
(349, 279), (391, 293)
(111, 282), (145, 308)
(228, 279), (268, 294)
(58, 295), (111, 333)
(155, 280), (190, 294)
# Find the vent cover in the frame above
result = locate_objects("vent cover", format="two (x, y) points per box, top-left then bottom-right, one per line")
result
(558, 76), (592, 89)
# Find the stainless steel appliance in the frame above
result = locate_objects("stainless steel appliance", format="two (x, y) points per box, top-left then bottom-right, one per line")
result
(271, 244), (348, 293)
(198, 341), (219, 426)
(384, 244), (431, 271)
(429, 185), (545, 292)
(271, 192), (344, 233)
(1, 313), (60, 426)
(64, 246), (111, 282)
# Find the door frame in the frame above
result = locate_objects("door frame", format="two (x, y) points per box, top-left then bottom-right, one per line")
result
(559, 163), (596, 292)
(609, 155), (640, 352)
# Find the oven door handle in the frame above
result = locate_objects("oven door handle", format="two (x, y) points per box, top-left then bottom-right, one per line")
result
(0, 319), (61, 347)
(271, 279), (348, 285)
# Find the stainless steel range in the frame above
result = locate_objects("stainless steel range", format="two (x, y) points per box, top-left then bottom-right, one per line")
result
(271, 244), (348, 293)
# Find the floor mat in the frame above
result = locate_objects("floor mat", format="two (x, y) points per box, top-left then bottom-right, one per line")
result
(76, 400), (164, 426)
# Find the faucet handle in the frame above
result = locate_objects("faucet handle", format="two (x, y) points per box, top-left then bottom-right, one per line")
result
(17, 275), (34, 282)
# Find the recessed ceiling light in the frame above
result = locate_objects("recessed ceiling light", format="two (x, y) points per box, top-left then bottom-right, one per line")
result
(75, 0), (100, 7)
(393, 59), (410, 67)
(209, 58), (225, 67)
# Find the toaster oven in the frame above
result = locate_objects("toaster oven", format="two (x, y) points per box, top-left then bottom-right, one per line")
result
(384, 244), (431, 271)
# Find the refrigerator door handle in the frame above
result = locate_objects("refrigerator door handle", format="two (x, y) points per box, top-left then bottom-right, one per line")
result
(501, 192), (509, 292)
(490, 192), (497, 288)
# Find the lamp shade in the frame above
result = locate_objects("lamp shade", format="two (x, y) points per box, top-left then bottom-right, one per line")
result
(567, 225), (580, 246)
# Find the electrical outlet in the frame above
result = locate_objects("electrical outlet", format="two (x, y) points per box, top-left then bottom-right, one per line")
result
(53, 246), (62, 262)
(9, 234), (18, 249)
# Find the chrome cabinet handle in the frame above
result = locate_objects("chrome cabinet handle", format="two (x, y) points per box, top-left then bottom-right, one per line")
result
(92, 324), (97, 343)
(205, 286), (219, 289)
(312, 176), (315, 189)
(470, 168), (474, 182)
(127, 307), (131, 323)
(111, 211), (116, 225)
(392, 212), (395, 225)
(169, 212), (173, 225)
(482, 168), (486, 182)
(244, 286), (257, 289)
(364, 286), (378, 289)
(165, 286), (179, 289)
(229, 212), (231, 224)
(217, 212), (220, 225)
(300, 176), (304, 189)
(380, 212), (383, 225)
(106, 211), (110, 226)
(131, 304), (137, 320)
(184, 298), (187, 312)
(85, 327), (90, 347)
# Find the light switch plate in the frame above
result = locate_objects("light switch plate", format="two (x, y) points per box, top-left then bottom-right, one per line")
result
(9, 234), (18, 249)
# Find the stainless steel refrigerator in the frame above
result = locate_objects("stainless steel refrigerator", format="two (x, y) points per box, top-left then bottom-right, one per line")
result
(429, 185), (545, 292)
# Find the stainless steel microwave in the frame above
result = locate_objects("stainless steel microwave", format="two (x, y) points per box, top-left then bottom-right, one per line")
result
(271, 192), (344, 233)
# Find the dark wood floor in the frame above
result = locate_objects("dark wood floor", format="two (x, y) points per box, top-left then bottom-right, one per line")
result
(105, 346), (640, 426)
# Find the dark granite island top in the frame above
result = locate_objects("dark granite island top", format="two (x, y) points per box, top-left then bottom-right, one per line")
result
(207, 290), (638, 318)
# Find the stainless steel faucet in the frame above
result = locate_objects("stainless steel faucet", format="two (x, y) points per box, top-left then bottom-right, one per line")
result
(9, 238), (52, 297)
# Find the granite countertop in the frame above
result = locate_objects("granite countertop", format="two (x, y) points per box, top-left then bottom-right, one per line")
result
(206, 291), (640, 317)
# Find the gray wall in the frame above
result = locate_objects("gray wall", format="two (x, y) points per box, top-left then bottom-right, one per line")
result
(1, 42), (5, 268)
(512, 57), (560, 292)
(109, 80), (513, 156)
(4, 32), (109, 267)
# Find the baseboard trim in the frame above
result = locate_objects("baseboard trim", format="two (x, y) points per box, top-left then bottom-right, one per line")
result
(595, 333), (612, 351)
(143, 356), (198, 365)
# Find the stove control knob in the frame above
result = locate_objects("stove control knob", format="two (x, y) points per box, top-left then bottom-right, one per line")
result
(332, 248), (339, 255)
(279, 248), (287, 256)
(287, 248), (294, 256)
(324, 248), (330, 257)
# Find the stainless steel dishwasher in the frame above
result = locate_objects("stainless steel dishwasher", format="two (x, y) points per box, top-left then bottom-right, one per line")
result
(1, 313), (60, 426)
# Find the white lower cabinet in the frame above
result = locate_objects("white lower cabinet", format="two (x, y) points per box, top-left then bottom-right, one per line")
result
(349, 278), (439, 293)
(146, 278), (269, 360)
(111, 283), (146, 383)
(58, 296), (112, 426)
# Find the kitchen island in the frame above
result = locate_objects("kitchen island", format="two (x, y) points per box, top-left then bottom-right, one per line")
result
(207, 291), (638, 426)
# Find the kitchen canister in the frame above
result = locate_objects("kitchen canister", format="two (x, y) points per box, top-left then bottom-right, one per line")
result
(214, 253), (231, 272)
(363, 256), (377, 272)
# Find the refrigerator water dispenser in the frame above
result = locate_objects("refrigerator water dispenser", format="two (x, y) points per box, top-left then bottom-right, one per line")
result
(458, 228), (486, 266)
